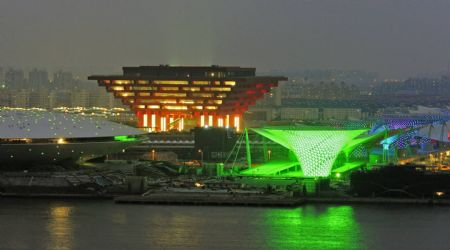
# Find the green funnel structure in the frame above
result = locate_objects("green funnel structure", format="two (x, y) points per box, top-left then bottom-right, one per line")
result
(251, 127), (369, 177)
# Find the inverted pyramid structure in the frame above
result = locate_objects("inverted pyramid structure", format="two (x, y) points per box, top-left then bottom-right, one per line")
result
(252, 128), (368, 177)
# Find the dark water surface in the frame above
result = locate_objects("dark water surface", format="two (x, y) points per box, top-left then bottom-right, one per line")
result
(0, 198), (449, 250)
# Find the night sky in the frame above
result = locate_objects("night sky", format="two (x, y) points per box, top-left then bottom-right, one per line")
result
(0, 0), (449, 78)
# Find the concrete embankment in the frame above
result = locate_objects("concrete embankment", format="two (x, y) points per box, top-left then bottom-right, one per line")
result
(0, 192), (113, 199)
(305, 197), (450, 206)
(114, 192), (305, 207)
(114, 193), (450, 207)
(3, 191), (450, 206)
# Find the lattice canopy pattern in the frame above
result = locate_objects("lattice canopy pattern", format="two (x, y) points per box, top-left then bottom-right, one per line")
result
(252, 128), (368, 177)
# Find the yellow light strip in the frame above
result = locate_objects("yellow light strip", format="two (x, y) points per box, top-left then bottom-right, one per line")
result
(143, 114), (148, 127)
(208, 115), (213, 126)
(234, 116), (240, 132)
(161, 117), (166, 131)
(179, 118), (184, 131)
(151, 114), (156, 129)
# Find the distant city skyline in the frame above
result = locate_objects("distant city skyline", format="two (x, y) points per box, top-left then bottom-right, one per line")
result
(1, 0), (450, 78)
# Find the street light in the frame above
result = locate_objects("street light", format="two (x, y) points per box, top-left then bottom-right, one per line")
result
(198, 149), (203, 166)
(151, 149), (156, 161)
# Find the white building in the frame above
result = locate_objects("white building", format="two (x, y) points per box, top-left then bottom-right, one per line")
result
(0, 109), (146, 165)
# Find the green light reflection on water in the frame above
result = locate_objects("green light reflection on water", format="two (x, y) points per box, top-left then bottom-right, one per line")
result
(264, 205), (364, 250)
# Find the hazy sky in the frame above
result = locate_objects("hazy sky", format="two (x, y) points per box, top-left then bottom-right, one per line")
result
(0, 0), (449, 78)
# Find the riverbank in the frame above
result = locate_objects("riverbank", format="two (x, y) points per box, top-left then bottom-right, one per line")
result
(114, 191), (305, 207)
(2, 191), (450, 206)
(113, 193), (450, 207)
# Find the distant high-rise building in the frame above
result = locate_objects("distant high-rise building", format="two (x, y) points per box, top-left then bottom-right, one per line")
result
(29, 90), (50, 108)
(28, 69), (49, 90)
(5, 69), (26, 89)
(0, 67), (4, 84)
(53, 70), (75, 90)
(49, 91), (72, 108)
(89, 89), (118, 109)
(0, 90), (11, 106)
(71, 89), (90, 107)
(11, 89), (30, 108)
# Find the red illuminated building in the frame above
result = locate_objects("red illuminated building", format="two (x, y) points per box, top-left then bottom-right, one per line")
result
(88, 65), (287, 132)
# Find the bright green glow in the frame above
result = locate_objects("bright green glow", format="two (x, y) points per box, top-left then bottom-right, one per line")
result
(114, 135), (138, 142)
(264, 206), (363, 249)
(252, 128), (368, 177)
(341, 130), (385, 156)
(332, 161), (366, 173)
(240, 161), (299, 176)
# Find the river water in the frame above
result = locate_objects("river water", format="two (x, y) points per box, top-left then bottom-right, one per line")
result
(0, 198), (449, 250)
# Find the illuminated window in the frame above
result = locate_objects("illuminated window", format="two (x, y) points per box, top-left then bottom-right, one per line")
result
(192, 81), (210, 85)
(205, 106), (217, 110)
(192, 106), (203, 110)
(139, 93), (151, 96)
(131, 86), (157, 91)
(111, 86), (124, 91)
(179, 99), (194, 104)
(114, 80), (132, 85)
(137, 80), (149, 84)
(161, 87), (179, 91)
(137, 105), (145, 109)
(224, 81), (236, 86)
(214, 81), (221, 85)
(218, 117), (224, 127)
(154, 80), (188, 85)
(215, 87), (231, 91)
(147, 105), (160, 109)
(216, 94), (227, 98)
(119, 92), (134, 97)
(192, 93), (213, 98)
(103, 80), (111, 84)
(204, 87), (231, 92)
(156, 99), (177, 104)
(163, 106), (188, 110)
(154, 93), (186, 97)
(208, 100), (222, 105)
(182, 87), (201, 92)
